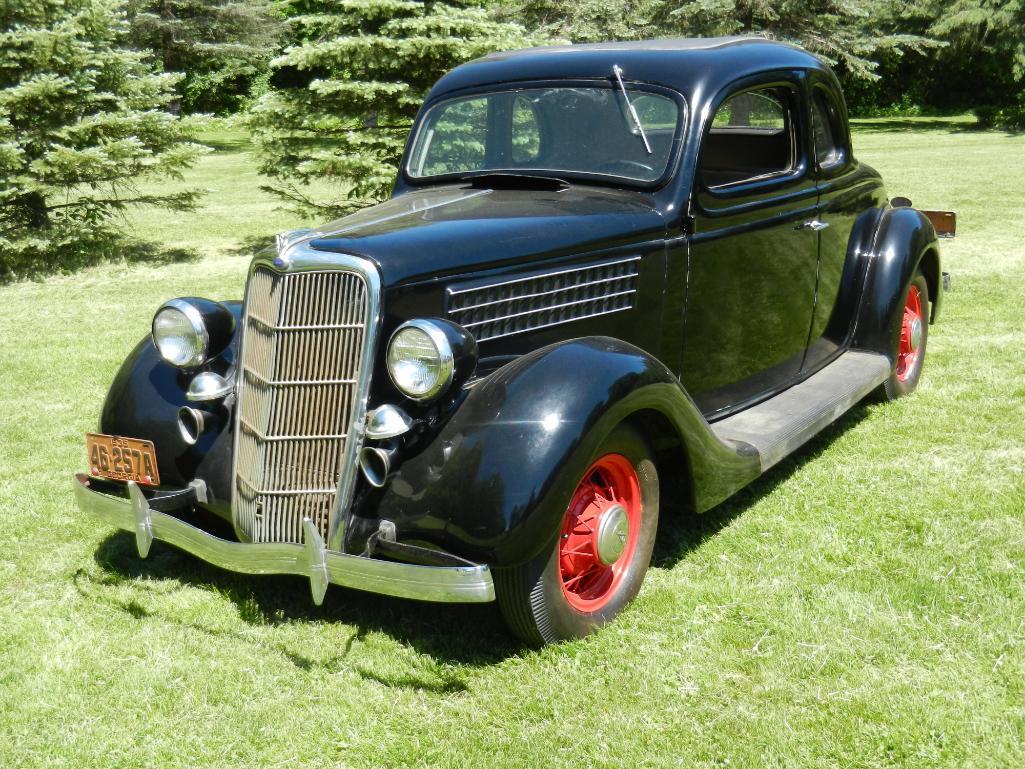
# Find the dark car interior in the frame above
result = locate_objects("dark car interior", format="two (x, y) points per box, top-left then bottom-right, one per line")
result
(410, 87), (682, 184)
(699, 87), (796, 188)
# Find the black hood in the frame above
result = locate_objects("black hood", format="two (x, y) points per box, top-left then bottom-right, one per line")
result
(307, 184), (667, 286)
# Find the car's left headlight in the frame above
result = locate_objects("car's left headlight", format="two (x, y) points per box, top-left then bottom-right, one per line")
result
(387, 319), (477, 402)
(152, 298), (234, 368)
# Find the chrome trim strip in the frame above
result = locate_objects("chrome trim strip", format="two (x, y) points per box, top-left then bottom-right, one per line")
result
(231, 243), (382, 553)
(239, 420), (348, 442)
(75, 475), (495, 604)
(460, 288), (636, 329)
(236, 475), (339, 497)
(460, 305), (635, 342)
(446, 255), (641, 296)
(447, 254), (641, 343)
(242, 368), (357, 386)
(276, 191), (493, 250)
(317, 190), (492, 240)
(451, 273), (640, 312)
(247, 313), (364, 332)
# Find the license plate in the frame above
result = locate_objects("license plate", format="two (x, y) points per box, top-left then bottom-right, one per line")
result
(86, 433), (160, 486)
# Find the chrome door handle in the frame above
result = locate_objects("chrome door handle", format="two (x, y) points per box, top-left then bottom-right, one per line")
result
(797, 219), (830, 231)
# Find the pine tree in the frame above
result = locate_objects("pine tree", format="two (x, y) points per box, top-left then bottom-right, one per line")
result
(497, 0), (657, 43)
(646, 0), (939, 81)
(929, 0), (1025, 126)
(127, 0), (284, 114)
(249, 0), (547, 217)
(0, 0), (205, 280)
(500, 0), (939, 84)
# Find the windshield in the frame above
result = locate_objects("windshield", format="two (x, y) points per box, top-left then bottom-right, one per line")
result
(407, 86), (682, 184)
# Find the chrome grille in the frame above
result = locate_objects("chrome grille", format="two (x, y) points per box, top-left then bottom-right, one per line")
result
(447, 256), (640, 342)
(234, 267), (369, 544)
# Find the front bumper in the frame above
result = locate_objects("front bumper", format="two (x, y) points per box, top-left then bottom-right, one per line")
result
(73, 474), (495, 604)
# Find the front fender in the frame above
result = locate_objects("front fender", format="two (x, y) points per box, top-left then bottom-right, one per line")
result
(852, 206), (942, 359)
(98, 302), (241, 518)
(369, 337), (759, 567)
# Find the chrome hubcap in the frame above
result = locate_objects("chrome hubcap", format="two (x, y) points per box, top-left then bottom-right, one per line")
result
(909, 317), (923, 351)
(595, 503), (630, 566)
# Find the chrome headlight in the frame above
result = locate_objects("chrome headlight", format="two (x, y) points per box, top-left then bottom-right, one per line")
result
(152, 298), (234, 368)
(386, 319), (476, 402)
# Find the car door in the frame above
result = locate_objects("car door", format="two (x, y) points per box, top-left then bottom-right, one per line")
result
(802, 76), (888, 373)
(681, 75), (820, 416)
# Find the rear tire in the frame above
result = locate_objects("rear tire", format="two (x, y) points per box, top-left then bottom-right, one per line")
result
(878, 270), (929, 401)
(494, 422), (659, 646)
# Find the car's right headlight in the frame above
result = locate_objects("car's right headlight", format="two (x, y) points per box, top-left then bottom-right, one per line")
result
(152, 298), (234, 369)
(386, 319), (476, 402)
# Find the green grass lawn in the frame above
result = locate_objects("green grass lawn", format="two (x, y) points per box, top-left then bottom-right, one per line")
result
(1, 119), (1023, 767)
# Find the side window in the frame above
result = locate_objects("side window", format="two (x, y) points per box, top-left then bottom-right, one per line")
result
(700, 86), (795, 188)
(811, 90), (845, 168)
(510, 95), (541, 164)
(711, 90), (787, 130)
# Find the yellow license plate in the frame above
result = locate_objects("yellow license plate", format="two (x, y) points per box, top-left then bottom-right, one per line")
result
(86, 433), (160, 486)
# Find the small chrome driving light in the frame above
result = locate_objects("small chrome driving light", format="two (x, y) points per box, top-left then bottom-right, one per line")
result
(386, 319), (477, 402)
(365, 404), (413, 440)
(152, 298), (235, 369)
(186, 371), (233, 402)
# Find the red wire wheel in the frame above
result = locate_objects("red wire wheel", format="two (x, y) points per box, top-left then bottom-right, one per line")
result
(558, 453), (642, 612)
(494, 422), (659, 644)
(896, 283), (924, 382)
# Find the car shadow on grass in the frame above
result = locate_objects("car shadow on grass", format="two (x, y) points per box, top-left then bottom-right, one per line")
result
(79, 402), (875, 678)
(121, 239), (202, 266)
(80, 529), (519, 678)
(227, 233), (277, 258)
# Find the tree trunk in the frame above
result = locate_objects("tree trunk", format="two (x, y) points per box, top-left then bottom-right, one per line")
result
(17, 191), (50, 229)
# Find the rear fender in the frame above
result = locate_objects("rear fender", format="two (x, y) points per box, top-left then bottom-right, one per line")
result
(852, 206), (942, 359)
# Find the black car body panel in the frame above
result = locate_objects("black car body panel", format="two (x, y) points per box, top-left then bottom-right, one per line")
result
(308, 185), (667, 287)
(359, 337), (760, 566)
(81, 37), (943, 595)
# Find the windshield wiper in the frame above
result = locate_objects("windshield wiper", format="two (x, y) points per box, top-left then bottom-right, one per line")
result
(612, 65), (653, 156)
(461, 172), (568, 191)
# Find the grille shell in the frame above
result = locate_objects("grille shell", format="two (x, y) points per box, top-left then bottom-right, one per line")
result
(446, 256), (640, 342)
(233, 264), (376, 545)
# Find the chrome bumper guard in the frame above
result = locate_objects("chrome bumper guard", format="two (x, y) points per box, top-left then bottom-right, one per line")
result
(73, 474), (495, 604)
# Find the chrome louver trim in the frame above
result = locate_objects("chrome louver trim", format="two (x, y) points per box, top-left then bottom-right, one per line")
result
(446, 256), (640, 342)
(232, 245), (381, 553)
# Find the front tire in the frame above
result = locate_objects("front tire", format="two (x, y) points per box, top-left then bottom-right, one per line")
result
(494, 422), (659, 645)
(878, 270), (930, 401)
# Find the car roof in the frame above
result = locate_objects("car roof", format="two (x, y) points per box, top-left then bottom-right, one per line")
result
(427, 37), (831, 103)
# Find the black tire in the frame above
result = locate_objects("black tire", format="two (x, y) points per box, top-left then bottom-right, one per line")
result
(494, 422), (659, 646)
(878, 270), (930, 401)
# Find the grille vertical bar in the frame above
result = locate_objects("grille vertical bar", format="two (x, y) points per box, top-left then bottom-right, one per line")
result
(234, 267), (369, 544)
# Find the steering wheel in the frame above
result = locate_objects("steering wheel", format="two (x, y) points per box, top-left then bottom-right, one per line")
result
(595, 159), (656, 177)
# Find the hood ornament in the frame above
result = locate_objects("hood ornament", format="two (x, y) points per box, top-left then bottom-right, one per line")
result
(274, 228), (317, 268)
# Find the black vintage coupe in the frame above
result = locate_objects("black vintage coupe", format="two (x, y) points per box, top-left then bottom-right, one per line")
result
(76, 37), (949, 644)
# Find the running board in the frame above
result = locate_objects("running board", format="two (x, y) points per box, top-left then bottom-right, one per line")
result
(710, 351), (890, 471)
